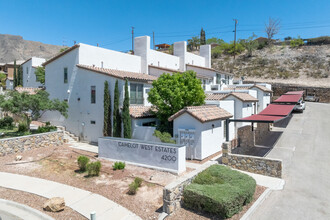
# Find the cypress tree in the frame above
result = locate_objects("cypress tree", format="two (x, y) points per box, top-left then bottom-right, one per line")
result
(13, 60), (17, 87)
(103, 81), (112, 136)
(123, 79), (131, 138)
(17, 66), (23, 86)
(113, 80), (122, 137)
(200, 28), (206, 45)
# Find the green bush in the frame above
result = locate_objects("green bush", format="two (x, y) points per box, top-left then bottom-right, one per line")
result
(134, 177), (143, 187)
(183, 165), (256, 218)
(128, 181), (139, 195)
(77, 156), (90, 172)
(290, 38), (304, 48)
(36, 125), (57, 133)
(87, 161), (101, 176)
(113, 161), (126, 170)
(18, 121), (29, 132)
(153, 130), (176, 144)
(0, 116), (14, 129)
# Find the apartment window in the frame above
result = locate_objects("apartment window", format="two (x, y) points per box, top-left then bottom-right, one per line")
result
(91, 86), (96, 104)
(91, 120), (96, 124)
(130, 83), (143, 104)
(64, 68), (68, 83)
(216, 73), (221, 84)
(26, 67), (28, 75)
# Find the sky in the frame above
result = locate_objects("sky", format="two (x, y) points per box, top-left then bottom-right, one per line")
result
(1, 0), (329, 52)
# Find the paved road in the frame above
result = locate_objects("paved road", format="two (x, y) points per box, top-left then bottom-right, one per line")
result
(251, 102), (330, 219)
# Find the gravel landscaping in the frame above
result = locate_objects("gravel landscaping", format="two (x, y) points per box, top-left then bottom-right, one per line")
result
(0, 145), (193, 219)
(0, 187), (85, 220)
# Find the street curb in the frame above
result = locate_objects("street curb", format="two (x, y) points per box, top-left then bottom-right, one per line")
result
(240, 188), (272, 220)
(0, 199), (54, 220)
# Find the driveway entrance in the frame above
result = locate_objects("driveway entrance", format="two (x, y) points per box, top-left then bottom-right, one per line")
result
(251, 102), (330, 219)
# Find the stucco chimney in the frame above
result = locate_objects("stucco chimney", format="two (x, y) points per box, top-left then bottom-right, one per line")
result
(200, 45), (211, 68)
(134, 36), (150, 74)
(173, 41), (187, 71)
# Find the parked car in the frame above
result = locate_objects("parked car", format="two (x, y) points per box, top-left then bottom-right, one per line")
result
(305, 94), (319, 102)
(293, 100), (306, 112)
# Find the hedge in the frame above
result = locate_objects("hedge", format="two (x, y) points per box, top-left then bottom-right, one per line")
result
(183, 165), (256, 218)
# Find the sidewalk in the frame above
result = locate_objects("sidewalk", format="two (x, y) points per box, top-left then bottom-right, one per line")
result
(0, 172), (141, 220)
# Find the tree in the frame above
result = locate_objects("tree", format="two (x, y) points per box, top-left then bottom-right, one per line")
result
(148, 71), (205, 132)
(103, 81), (112, 136)
(113, 80), (121, 137)
(200, 28), (206, 45)
(0, 90), (68, 129)
(122, 79), (131, 138)
(35, 67), (45, 84)
(265, 17), (280, 45)
(187, 36), (200, 51)
(206, 37), (225, 45)
(17, 66), (23, 86)
(240, 33), (259, 57)
(13, 60), (17, 88)
(0, 72), (6, 88)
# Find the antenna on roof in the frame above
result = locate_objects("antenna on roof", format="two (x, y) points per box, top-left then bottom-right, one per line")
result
(131, 27), (135, 54)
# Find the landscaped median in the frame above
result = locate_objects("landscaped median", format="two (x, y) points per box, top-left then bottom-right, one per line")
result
(183, 165), (256, 219)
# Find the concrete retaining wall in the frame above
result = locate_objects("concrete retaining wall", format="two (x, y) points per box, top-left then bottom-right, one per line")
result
(0, 131), (64, 156)
(222, 142), (282, 178)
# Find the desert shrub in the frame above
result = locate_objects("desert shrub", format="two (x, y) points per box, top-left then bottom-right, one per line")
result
(306, 36), (330, 45)
(87, 161), (101, 176)
(134, 177), (143, 187)
(128, 177), (143, 195)
(183, 165), (256, 219)
(0, 116), (14, 129)
(128, 181), (139, 195)
(211, 46), (223, 59)
(113, 161), (126, 170)
(290, 37), (304, 48)
(77, 156), (90, 172)
(153, 130), (176, 144)
(18, 121), (29, 132)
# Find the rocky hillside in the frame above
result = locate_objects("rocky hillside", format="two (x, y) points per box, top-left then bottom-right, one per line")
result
(212, 44), (330, 88)
(0, 34), (65, 63)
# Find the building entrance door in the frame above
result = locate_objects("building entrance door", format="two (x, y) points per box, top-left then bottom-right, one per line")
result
(179, 129), (195, 160)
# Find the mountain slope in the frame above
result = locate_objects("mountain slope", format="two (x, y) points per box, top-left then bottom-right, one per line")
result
(211, 44), (330, 88)
(0, 34), (65, 63)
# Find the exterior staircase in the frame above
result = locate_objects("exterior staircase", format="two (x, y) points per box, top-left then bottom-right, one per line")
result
(56, 126), (79, 143)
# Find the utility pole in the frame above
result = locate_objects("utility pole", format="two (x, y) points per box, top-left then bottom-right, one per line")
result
(153, 31), (155, 50)
(233, 19), (238, 59)
(131, 27), (134, 54)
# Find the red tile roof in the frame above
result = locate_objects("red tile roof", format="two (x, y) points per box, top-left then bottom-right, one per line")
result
(129, 106), (156, 118)
(15, 87), (42, 95)
(77, 64), (158, 83)
(206, 92), (258, 102)
(168, 105), (232, 123)
(186, 64), (233, 75)
(251, 84), (273, 93)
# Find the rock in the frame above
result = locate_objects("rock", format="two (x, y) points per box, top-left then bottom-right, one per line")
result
(43, 197), (65, 212)
(15, 155), (22, 161)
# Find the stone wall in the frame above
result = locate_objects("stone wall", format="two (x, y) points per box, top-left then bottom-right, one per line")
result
(222, 142), (282, 178)
(237, 125), (255, 148)
(163, 162), (216, 214)
(255, 123), (271, 144)
(0, 131), (64, 156)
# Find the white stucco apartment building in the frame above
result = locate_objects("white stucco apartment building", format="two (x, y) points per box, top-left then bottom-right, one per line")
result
(21, 57), (46, 88)
(41, 36), (231, 143)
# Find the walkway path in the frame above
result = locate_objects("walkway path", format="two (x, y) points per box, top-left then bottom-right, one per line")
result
(250, 102), (330, 219)
(0, 172), (141, 220)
